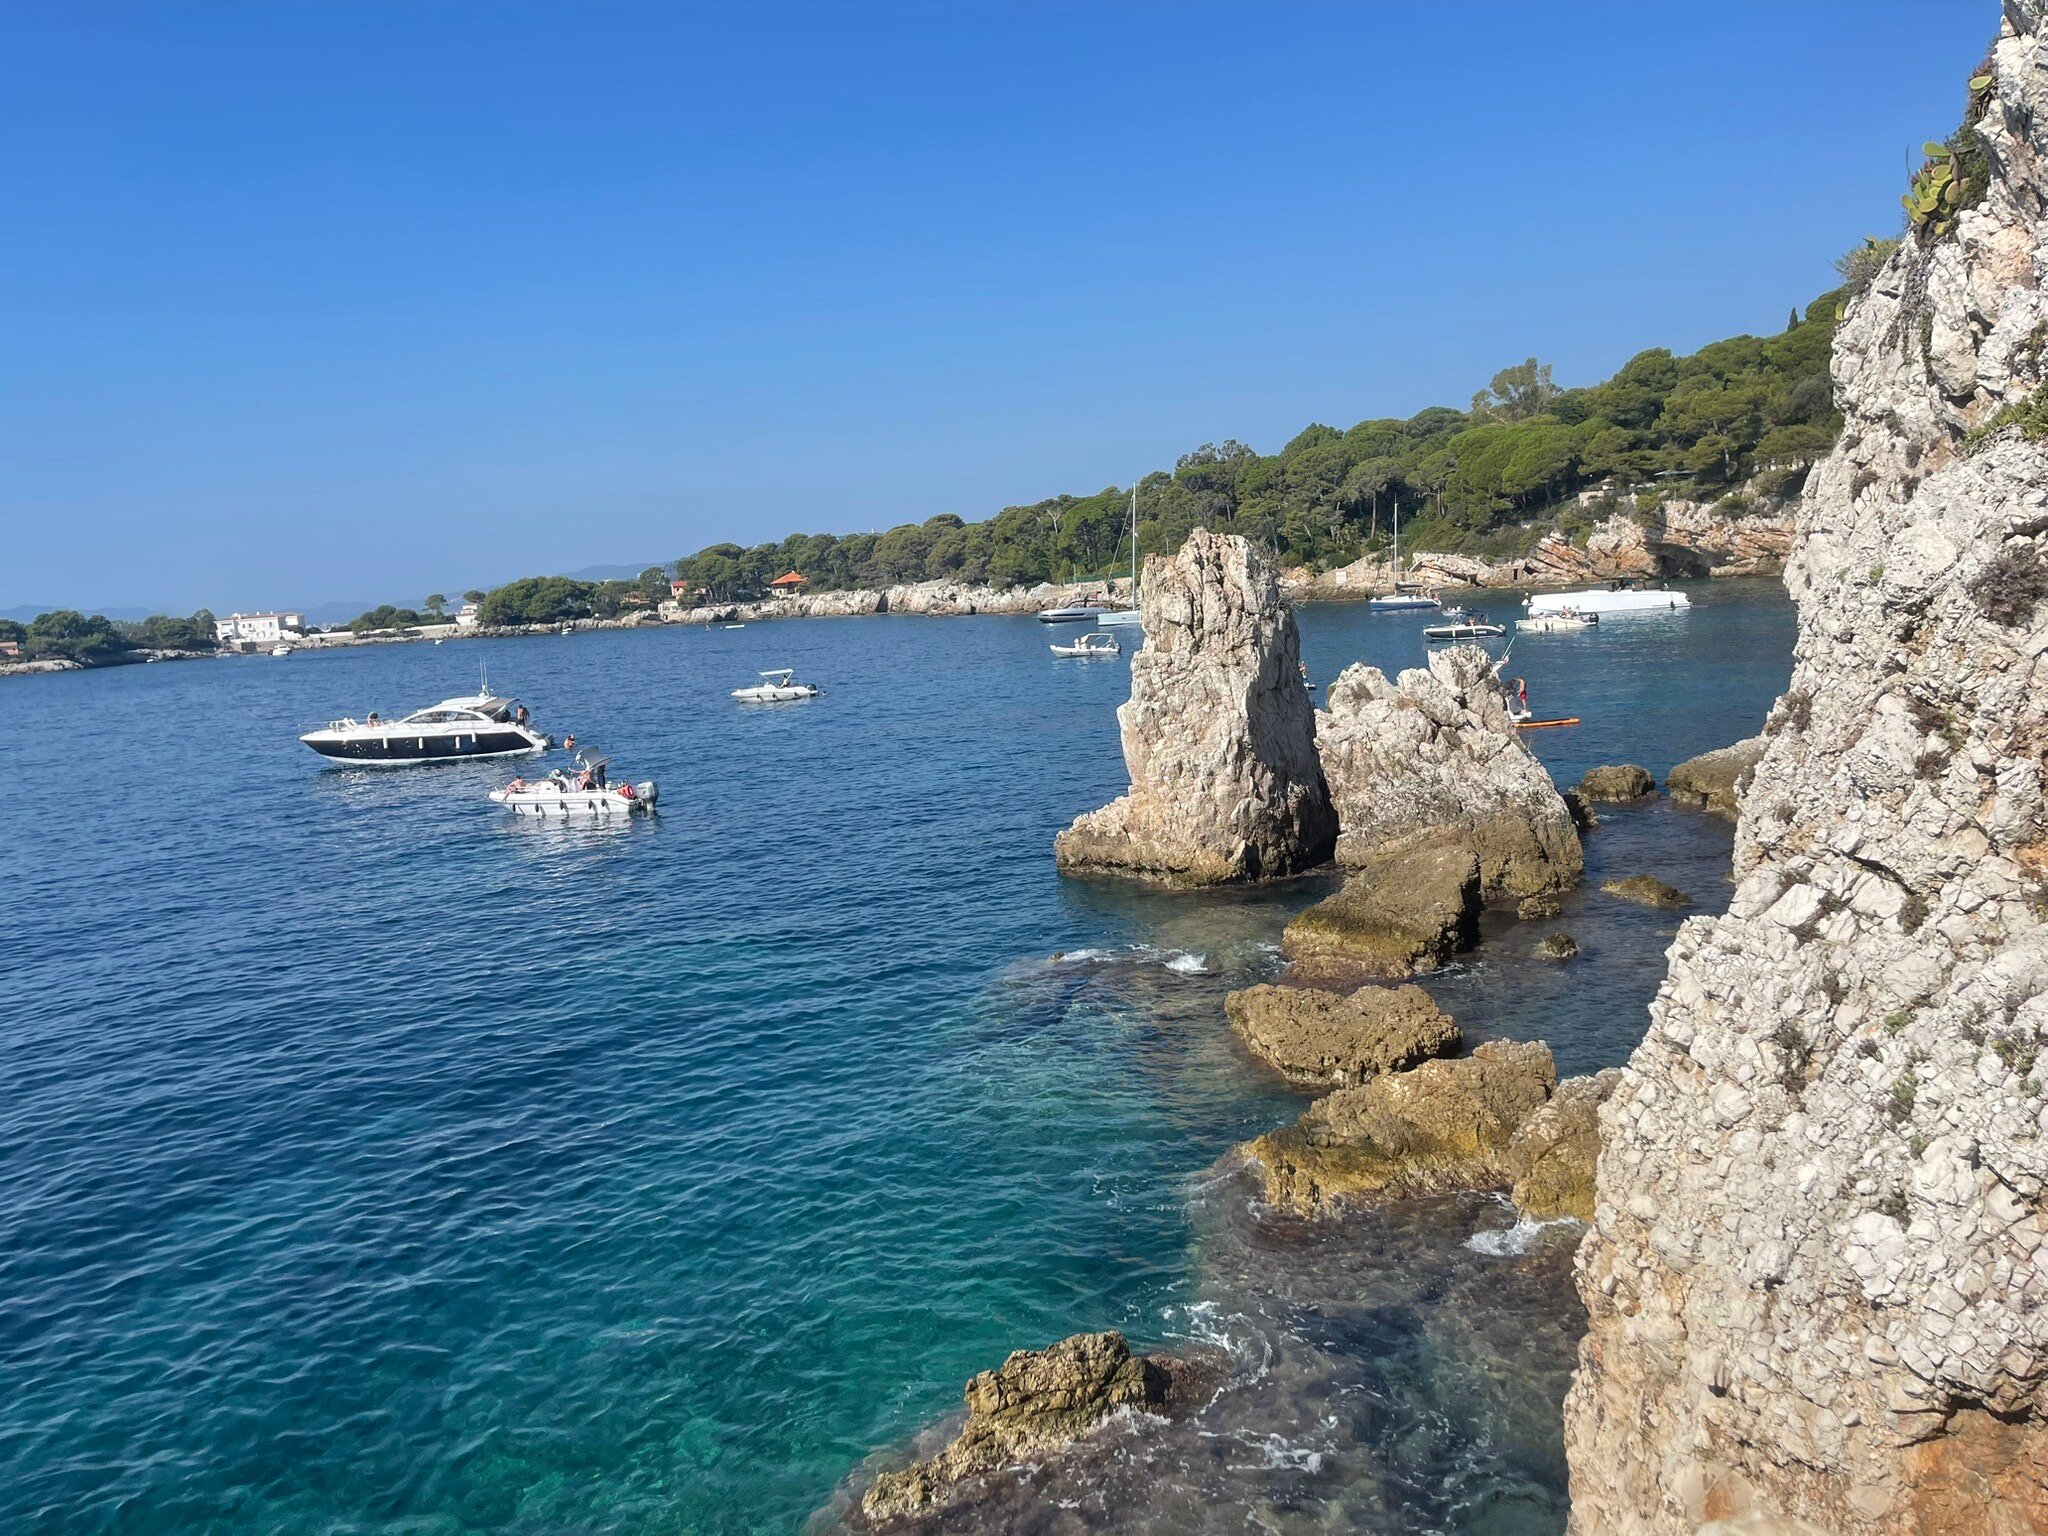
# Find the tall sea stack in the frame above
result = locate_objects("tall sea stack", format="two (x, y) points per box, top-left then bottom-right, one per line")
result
(1054, 528), (1336, 884)
(1565, 13), (2048, 1533)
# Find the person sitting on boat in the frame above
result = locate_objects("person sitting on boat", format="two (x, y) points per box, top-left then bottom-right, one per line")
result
(507, 776), (527, 793)
(366, 711), (381, 726)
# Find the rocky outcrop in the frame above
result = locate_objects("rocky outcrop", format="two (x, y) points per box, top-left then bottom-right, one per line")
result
(1667, 735), (1768, 818)
(1565, 14), (2048, 1533)
(1508, 1068), (1620, 1222)
(1315, 645), (1583, 897)
(1225, 982), (1459, 1086)
(1054, 530), (1335, 884)
(861, 1332), (1171, 1523)
(1243, 1039), (1559, 1215)
(1280, 842), (1479, 978)
(1600, 874), (1693, 909)
(1283, 500), (1796, 601)
(665, 575), (1135, 625)
(1576, 764), (1657, 802)
(1536, 931), (1580, 961)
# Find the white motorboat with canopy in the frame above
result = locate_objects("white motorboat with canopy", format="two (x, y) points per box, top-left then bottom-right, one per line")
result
(299, 669), (550, 763)
(1423, 612), (1507, 641)
(1050, 631), (1120, 658)
(490, 750), (656, 817)
(731, 668), (821, 702)
(1518, 607), (1600, 633)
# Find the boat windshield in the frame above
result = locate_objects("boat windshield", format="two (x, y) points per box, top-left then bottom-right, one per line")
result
(401, 708), (489, 725)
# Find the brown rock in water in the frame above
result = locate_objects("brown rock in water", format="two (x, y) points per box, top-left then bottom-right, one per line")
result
(1574, 764), (1656, 802)
(1601, 874), (1692, 909)
(860, 1332), (1171, 1523)
(1225, 982), (1459, 1086)
(1241, 1039), (1557, 1216)
(1280, 841), (1480, 978)
(1053, 529), (1335, 885)
(1664, 736), (1765, 818)
(1507, 1068), (1620, 1221)
(1517, 890), (1567, 920)
(1535, 931), (1579, 961)
(1315, 645), (1582, 897)
(1567, 14), (2048, 1531)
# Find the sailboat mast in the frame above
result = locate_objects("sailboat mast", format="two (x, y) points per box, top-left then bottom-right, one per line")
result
(1129, 482), (1139, 594)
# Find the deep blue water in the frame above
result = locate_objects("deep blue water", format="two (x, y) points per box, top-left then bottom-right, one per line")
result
(0, 580), (1792, 1536)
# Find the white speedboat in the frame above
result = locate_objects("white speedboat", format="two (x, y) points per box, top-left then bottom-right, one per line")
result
(269, 644), (293, 658)
(731, 668), (820, 702)
(490, 755), (656, 817)
(1037, 605), (1104, 624)
(1424, 615), (1508, 641)
(1518, 608), (1600, 633)
(299, 679), (549, 764)
(1527, 579), (1689, 616)
(1051, 632), (1120, 658)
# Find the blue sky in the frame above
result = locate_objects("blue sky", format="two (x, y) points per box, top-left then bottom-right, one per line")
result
(0, 1), (1993, 614)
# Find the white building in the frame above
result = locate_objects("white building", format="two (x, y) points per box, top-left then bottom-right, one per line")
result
(216, 612), (306, 645)
(456, 602), (481, 629)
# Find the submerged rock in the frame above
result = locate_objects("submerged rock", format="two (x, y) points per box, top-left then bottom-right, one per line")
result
(1279, 841), (1480, 978)
(1315, 645), (1582, 897)
(1054, 529), (1335, 884)
(1517, 890), (1568, 920)
(1225, 982), (1459, 1086)
(1567, 13), (2048, 1531)
(1600, 874), (1692, 909)
(1573, 764), (1656, 802)
(1664, 736), (1765, 818)
(860, 1332), (1172, 1523)
(1243, 1039), (1558, 1216)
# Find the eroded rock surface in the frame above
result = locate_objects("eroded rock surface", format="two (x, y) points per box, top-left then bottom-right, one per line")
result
(1565, 13), (2048, 1532)
(1575, 764), (1657, 802)
(860, 1332), (1171, 1524)
(1055, 529), (1335, 884)
(1280, 842), (1480, 978)
(1508, 1068), (1620, 1222)
(1243, 1039), (1559, 1216)
(1225, 982), (1459, 1086)
(1666, 736), (1767, 818)
(1316, 646), (1582, 897)
(1600, 874), (1693, 910)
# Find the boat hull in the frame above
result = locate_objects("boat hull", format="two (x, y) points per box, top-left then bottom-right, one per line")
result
(300, 727), (547, 763)
(731, 686), (819, 701)
(1528, 589), (1689, 615)
(490, 782), (657, 817)
(1094, 609), (1143, 628)
(1037, 607), (1103, 624)
(1368, 596), (1440, 612)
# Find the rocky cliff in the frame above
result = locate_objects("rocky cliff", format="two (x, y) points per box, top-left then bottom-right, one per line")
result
(1285, 501), (1795, 602)
(1564, 14), (2048, 1533)
(664, 575), (1134, 625)
(1054, 529), (1336, 884)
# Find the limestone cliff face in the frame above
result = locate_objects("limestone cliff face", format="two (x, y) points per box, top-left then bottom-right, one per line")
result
(1055, 529), (1336, 884)
(1565, 13), (2048, 1534)
(1285, 501), (1795, 601)
(1317, 645), (1582, 897)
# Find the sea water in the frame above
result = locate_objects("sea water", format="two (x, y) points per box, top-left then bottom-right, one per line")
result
(0, 580), (1793, 1535)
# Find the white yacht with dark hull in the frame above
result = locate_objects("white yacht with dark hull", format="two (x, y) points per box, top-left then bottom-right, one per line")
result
(299, 690), (550, 764)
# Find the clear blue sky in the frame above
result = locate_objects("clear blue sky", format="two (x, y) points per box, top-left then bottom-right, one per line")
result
(0, 0), (1993, 614)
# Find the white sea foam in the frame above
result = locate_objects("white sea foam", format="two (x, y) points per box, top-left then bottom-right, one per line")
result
(1466, 1211), (1581, 1256)
(1163, 951), (1207, 975)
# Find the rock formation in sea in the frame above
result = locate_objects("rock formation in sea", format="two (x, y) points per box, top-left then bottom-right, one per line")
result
(1054, 529), (1336, 884)
(858, 1332), (1173, 1525)
(1316, 645), (1584, 896)
(1565, 13), (2048, 1531)
(1225, 981), (1460, 1086)
(1575, 764), (1657, 802)
(1600, 874), (1693, 910)
(1665, 736), (1767, 818)
(1279, 841), (1480, 978)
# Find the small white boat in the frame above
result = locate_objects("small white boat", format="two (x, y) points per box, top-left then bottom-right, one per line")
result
(732, 667), (821, 702)
(269, 644), (293, 658)
(1518, 608), (1600, 634)
(1424, 614), (1508, 641)
(1527, 579), (1689, 616)
(490, 755), (656, 818)
(720, 623), (746, 630)
(1095, 608), (1142, 628)
(1369, 591), (1441, 613)
(1051, 632), (1120, 658)
(1037, 605), (1104, 624)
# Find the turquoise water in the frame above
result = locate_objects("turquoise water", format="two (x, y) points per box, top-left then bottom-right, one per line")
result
(0, 581), (1791, 1536)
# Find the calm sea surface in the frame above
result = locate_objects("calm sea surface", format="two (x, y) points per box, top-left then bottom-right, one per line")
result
(0, 581), (1793, 1536)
